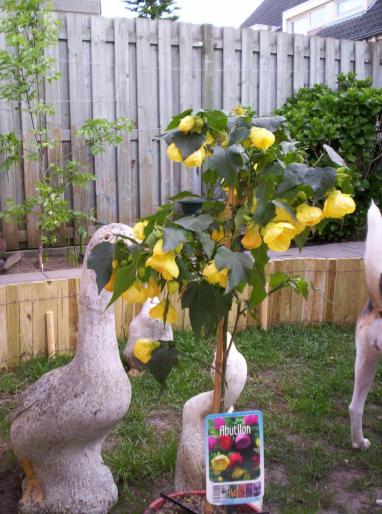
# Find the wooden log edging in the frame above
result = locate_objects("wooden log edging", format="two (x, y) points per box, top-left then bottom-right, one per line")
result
(0, 257), (367, 369)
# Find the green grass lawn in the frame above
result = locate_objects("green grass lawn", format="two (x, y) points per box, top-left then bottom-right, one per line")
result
(0, 325), (381, 513)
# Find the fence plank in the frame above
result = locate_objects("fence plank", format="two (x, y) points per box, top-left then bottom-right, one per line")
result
(340, 39), (352, 74)
(6, 285), (19, 366)
(45, 17), (66, 245)
(0, 32), (19, 249)
(67, 13), (91, 242)
(355, 40), (366, 79)
(309, 36), (320, 86)
(158, 20), (174, 203)
(222, 27), (236, 110)
(325, 38), (337, 89)
(21, 104), (41, 248)
(293, 34), (305, 93)
(114, 17), (134, 223)
(0, 287), (8, 368)
(240, 28), (253, 107)
(91, 16), (117, 224)
(372, 42), (382, 87)
(258, 31), (271, 116)
(178, 22), (194, 193)
(276, 32), (290, 108)
(136, 18), (154, 216)
(202, 24), (214, 109)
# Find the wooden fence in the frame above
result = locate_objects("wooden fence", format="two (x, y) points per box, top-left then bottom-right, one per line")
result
(1, 13), (382, 249)
(0, 257), (367, 369)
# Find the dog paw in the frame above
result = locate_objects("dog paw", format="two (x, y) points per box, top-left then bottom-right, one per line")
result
(352, 438), (371, 449)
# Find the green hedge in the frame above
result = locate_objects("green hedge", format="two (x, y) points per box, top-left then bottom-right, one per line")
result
(277, 73), (382, 242)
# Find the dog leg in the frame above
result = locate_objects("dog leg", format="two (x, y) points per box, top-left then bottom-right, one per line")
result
(349, 347), (379, 449)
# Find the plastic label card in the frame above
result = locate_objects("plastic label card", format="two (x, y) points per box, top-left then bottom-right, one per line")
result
(205, 410), (264, 507)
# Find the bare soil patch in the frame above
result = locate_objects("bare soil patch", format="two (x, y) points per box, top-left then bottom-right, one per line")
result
(1, 249), (80, 275)
(327, 468), (382, 513)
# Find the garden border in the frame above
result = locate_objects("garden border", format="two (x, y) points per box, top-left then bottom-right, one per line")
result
(0, 256), (366, 369)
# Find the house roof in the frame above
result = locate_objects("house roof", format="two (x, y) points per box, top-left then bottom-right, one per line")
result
(241, 0), (304, 29)
(316, 0), (382, 39)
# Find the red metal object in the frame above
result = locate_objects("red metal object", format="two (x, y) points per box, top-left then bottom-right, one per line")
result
(144, 490), (261, 513)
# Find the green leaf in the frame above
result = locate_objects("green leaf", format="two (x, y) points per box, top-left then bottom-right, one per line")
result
(174, 214), (213, 232)
(269, 271), (289, 291)
(229, 126), (249, 145)
(199, 232), (215, 259)
(162, 227), (189, 251)
(204, 110), (228, 131)
(172, 132), (205, 159)
(215, 247), (253, 292)
(252, 200), (275, 226)
(108, 252), (141, 307)
(248, 244), (269, 305)
(169, 191), (200, 202)
(276, 163), (310, 194)
(294, 227), (310, 250)
(206, 145), (245, 184)
(165, 109), (193, 130)
(146, 344), (178, 386)
(252, 115), (285, 132)
(304, 167), (337, 200)
(291, 277), (309, 299)
(260, 161), (285, 177)
(87, 242), (115, 294)
(181, 281), (232, 339)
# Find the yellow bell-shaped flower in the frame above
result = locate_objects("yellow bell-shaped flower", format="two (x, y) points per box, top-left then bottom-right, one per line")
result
(104, 270), (116, 292)
(183, 146), (205, 168)
(242, 224), (262, 250)
(205, 131), (215, 145)
(178, 115), (195, 133)
(273, 206), (305, 235)
(167, 280), (179, 294)
(145, 239), (179, 280)
(263, 221), (296, 252)
(132, 220), (148, 241)
(203, 261), (228, 289)
(122, 281), (148, 304)
(166, 143), (183, 163)
(212, 226), (225, 242)
(149, 299), (178, 324)
(323, 190), (356, 219)
(249, 127), (275, 151)
(146, 276), (161, 298)
(211, 454), (230, 474)
(133, 338), (160, 364)
(296, 204), (323, 226)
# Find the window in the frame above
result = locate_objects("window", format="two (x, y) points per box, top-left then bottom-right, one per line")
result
(292, 14), (310, 34)
(310, 5), (329, 26)
(337, 0), (364, 15)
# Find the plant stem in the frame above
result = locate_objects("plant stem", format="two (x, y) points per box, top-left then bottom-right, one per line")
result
(211, 185), (235, 413)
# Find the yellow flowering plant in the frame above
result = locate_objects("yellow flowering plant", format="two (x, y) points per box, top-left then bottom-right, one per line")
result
(89, 106), (355, 403)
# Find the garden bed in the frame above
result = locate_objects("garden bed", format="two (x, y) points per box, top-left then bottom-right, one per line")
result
(1, 326), (381, 514)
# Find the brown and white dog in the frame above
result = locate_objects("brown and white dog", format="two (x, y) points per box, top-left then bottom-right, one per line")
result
(349, 201), (382, 449)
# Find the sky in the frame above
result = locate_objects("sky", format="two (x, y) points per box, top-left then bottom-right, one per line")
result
(101, 0), (262, 28)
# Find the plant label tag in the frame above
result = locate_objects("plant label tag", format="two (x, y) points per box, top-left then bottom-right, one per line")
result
(205, 410), (264, 507)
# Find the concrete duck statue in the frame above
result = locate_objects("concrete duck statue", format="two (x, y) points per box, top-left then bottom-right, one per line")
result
(175, 333), (247, 491)
(10, 224), (133, 514)
(124, 297), (173, 370)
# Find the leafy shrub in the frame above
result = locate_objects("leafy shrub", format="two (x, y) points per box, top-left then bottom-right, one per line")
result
(277, 72), (382, 242)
